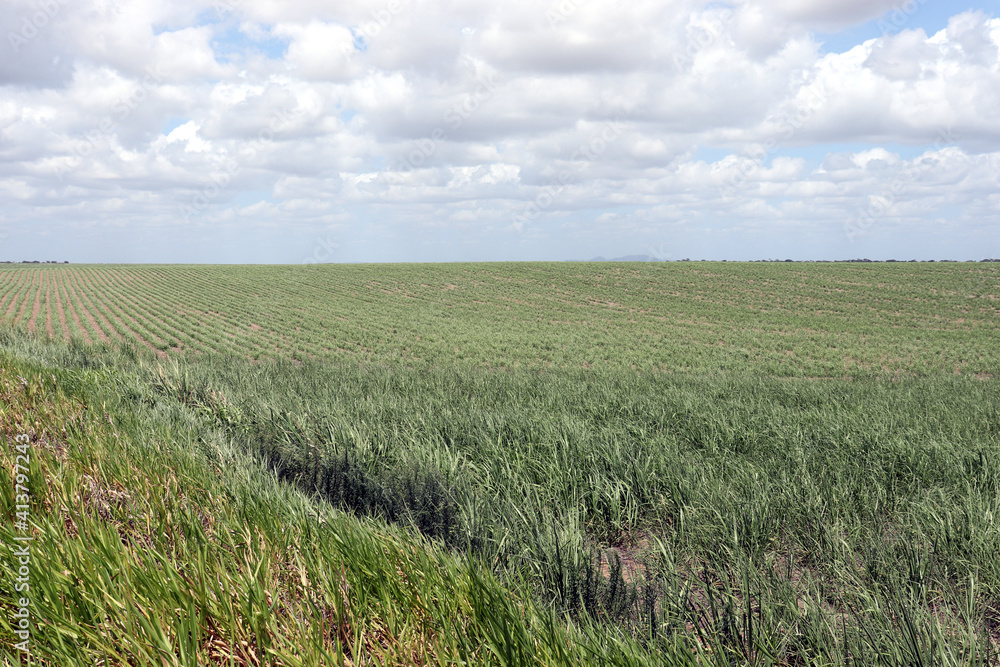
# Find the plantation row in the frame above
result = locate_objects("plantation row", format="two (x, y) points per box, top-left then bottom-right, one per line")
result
(0, 263), (998, 375)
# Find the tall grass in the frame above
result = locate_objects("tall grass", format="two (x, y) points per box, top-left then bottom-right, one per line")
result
(2, 326), (997, 663)
(1, 331), (709, 665)
(146, 355), (1000, 664)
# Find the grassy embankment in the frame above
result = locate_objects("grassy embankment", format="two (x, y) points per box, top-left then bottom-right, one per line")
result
(1, 334), (691, 665)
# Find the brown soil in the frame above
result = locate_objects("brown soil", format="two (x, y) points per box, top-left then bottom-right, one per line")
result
(0, 272), (24, 310)
(88, 268), (170, 356)
(0, 270), (27, 316)
(93, 269), (177, 345)
(65, 269), (118, 343)
(984, 600), (1000, 655)
(78, 269), (164, 356)
(598, 534), (652, 585)
(58, 278), (92, 344)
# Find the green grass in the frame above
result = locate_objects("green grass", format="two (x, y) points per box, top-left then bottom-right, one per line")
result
(0, 262), (998, 375)
(0, 338), (702, 666)
(1, 262), (999, 665)
(144, 354), (1000, 663)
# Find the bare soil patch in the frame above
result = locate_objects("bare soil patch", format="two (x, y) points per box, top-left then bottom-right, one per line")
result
(598, 533), (652, 585)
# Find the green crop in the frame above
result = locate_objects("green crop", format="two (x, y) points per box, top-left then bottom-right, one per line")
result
(0, 262), (998, 665)
(0, 262), (997, 375)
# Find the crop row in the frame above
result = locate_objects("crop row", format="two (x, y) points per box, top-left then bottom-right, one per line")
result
(0, 263), (997, 375)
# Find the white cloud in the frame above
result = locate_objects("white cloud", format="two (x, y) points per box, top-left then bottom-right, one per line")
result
(1, 1), (999, 261)
(273, 21), (357, 81)
(153, 120), (207, 152)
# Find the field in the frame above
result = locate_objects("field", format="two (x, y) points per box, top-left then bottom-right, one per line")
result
(1, 263), (999, 666)
(0, 263), (998, 375)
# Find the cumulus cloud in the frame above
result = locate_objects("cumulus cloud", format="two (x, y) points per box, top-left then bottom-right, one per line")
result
(1, 0), (999, 261)
(759, 0), (903, 30)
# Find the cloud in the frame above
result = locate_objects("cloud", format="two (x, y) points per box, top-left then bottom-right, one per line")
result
(1, 1), (999, 261)
(273, 21), (356, 81)
(758, 0), (904, 30)
(1, 0), (76, 87)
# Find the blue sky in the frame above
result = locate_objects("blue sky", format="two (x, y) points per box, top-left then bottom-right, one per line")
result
(817, 1), (990, 53)
(1, 0), (999, 263)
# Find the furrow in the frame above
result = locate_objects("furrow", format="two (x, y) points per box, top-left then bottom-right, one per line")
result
(65, 269), (121, 342)
(76, 268), (167, 355)
(57, 271), (92, 344)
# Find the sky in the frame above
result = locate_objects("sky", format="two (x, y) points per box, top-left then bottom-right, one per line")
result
(1, 0), (999, 263)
